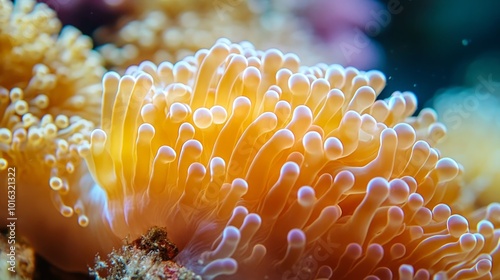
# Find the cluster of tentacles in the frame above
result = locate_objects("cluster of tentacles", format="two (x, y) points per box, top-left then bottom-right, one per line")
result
(77, 39), (500, 279)
(1, 2), (499, 278)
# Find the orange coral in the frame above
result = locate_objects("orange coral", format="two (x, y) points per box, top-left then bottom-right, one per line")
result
(0, 0), (119, 271)
(0, 0), (103, 123)
(0, 0), (102, 180)
(79, 40), (500, 279)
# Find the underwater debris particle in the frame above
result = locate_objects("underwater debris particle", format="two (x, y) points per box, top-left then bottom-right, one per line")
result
(90, 227), (200, 280)
(132, 227), (179, 261)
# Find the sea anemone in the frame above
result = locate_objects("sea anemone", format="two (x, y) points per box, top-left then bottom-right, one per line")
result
(80, 39), (500, 279)
(0, 0), (119, 271)
(433, 82), (500, 209)
(0, 0), (103, 123)
(95, 0), (329, 70)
